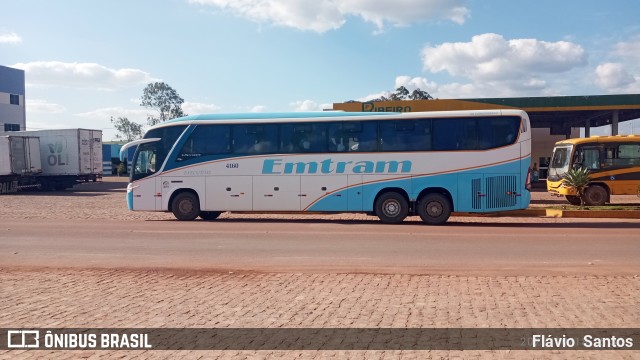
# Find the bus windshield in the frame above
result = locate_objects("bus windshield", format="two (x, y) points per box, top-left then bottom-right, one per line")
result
(548, 145), (572, 180)
(130, 125), (188, 181)
(132, 141), (159, 181)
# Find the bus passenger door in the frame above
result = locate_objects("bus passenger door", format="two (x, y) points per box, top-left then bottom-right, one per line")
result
(253, 176), (301, 211)
(206, 176), (253, 211)
(300, 176), (348, 211)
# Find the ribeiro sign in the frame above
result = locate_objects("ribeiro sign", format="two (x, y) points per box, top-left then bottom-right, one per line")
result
(361, 102), (412, 113)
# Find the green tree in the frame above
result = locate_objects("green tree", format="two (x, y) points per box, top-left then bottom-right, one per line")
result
(140, 82), (186, 126)
(390, 86), (410, 100)
(364, 86), (434, 102)
(562, 167), (591, 209)
(410, 88), (434, 100)
(110, 116), (143, 142)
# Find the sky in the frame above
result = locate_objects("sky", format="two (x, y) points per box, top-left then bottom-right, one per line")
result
(2, 0), (640, 141)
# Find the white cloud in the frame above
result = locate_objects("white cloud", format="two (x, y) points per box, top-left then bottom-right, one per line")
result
(75, 107), (149, 141)
(26, 99), (66, 113)
(76, 107), (148, 122)
(182, 101), (221, 114)
(289, 100), (331, 111)
(422, 33), (586, 81)
(592, 34), (640, 93)
(189, 0), (344, 32)
(357, 74), (554, 102)
(594, 63), (639, 92)
(613, 35), (640, 62)
(419, 33), (587, 96)
(250, 105), (267, 112)
(23, 121), (73, 131)
(11, 61), (157, 89)
(0, 32), (22, 44)
(395, 76), (438, 94)
(338, 0), (470, 29)
(188, 0), (469, 32)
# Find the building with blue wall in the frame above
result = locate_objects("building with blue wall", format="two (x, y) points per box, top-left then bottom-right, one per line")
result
(0, 65), (26, 133)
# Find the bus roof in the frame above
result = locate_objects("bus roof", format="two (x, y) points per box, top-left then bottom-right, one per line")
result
(555, 134), (640, 146)
(168, 111), (395, 123)
(147, 109), (529, 131)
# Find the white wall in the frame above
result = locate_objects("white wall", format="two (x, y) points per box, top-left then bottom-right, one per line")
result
(531, 127), (580, 178)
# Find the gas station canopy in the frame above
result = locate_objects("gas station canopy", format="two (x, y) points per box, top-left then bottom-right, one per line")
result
(333, 94), (640, 136)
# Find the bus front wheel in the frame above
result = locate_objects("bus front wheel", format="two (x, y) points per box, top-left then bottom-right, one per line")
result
(565, 195), (581, 206)
(375, 192), (408, 224)
(584, 185), (608, 206)
(171, 192), (200, 221)
(416, 193), (451, 225)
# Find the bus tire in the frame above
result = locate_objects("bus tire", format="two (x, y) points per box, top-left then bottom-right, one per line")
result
(171, 192), (200, 221)
(584, 185), (607, 206)
(565, 195), (581, 205)
(417, 193), (451, 225)
(375, 192), (408, 224)
(199, 211), (221, 221)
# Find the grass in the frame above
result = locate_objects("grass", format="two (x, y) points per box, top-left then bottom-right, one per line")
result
(547, 205), (640, 211)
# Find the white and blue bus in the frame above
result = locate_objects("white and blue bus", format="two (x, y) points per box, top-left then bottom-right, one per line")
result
(121, 110), (531, 225)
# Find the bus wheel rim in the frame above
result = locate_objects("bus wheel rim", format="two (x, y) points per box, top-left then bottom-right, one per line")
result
(426, 201), (443, 217)
(383, 199), (400, 217)
(179, 200), (193, 214)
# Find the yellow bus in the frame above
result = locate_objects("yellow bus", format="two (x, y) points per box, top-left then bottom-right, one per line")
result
(547, 135), (640, 206)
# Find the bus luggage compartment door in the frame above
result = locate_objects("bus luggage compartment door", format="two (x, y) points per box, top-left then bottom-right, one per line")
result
(300, 175), (348, 211)
(253, 176), (301, 211)
(206, 176), (252, 211)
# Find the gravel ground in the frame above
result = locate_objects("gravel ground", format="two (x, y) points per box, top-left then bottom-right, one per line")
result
(2, 178), (639, 359)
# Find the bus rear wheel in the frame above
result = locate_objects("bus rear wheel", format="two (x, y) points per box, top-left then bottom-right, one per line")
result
(565, 195), (581, 206)
(584, 185), (607, 206)
(416, 193), (451, 225)
(199, 211), (221, 221)
(171, 192), (200, 221)
(375, 192), (408, 224)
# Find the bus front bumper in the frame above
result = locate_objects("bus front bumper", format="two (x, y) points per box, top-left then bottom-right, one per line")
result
(546, 179), (577, 196)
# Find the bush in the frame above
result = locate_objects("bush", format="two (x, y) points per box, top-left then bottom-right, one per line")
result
(562, 167), (591, 208)
(117, 162), (126, 176)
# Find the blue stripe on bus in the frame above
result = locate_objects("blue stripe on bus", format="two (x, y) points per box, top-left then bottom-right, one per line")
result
(127, 191), (134, 210)
(307, 159), (528, 213)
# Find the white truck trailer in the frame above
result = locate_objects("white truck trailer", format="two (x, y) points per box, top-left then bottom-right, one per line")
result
(0, 135), (42, 193)
(13, 129), (103, 190)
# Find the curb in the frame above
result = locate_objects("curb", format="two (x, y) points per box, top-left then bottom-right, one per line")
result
(543, 209), (640, 219)
(452, 209), (640, 219)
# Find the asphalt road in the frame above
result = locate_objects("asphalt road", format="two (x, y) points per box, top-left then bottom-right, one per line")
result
(1, 218), (638, 275)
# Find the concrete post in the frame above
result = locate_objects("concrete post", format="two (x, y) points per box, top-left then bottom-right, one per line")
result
(612, 110), (619, 135)
(584, 119), (591, 138)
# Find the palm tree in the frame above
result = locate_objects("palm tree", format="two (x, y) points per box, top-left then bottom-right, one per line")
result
(562, 167), (591, 209)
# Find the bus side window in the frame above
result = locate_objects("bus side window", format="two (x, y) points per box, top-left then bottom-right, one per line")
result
(572, 148), (584, 168)
(603, 146), (617, 168)
(280, 123), (327, 153)
(618, 144), (640, 166)
(177, 125), (230, 161)
(582, 147), (600, 170)
(328, 122), (352, 152)
(233, 124), (277, 154)
(379, 120), (430, 151)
